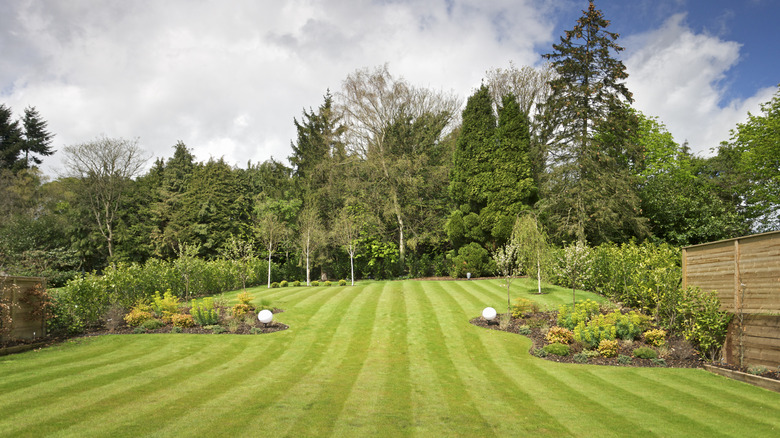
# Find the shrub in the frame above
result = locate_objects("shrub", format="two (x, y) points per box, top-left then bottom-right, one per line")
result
(339, 279), (347, 286)
(449, 242), (496, 278)
(614, 311), (645, 341)
(133, 326), (146, 334)
(598, 339), (619, 358)
(271, 282), (280, 288)
(324, 281), (332, 287)
(517, 325), (531, 335)
(280, 280), (288, 288)
(677, 287), (732, 361)
(633, 346), (658, 359)
(643, 329), (667, 347)
(617, 354), (632, 365)
(151, 289), (180, 321)
(533, 348), (547, 358)
(573, 352), (590, 363)
(293, 280), (301, 287)
(574, 314), (616, 349)
(311, 281), (319, 287)
(170, 313), (195, 328)
(557, 299), (600, 330)
(140, 319), (165, 330)
(124, 305), (154, 327)
(511, 298), (540, 318)
(250, 327), (263, 335)
(543, 343), (570, 356)
(546, 326), (574, 344)
(236, 291), (254, 305)
(747, 365), (767, 375)
(191, 298), (220, 326)
(208, 325), (225, 334)
(651, 358), (667, 367)
(231, 303), (253, 318)
(170, 326), (183, 334)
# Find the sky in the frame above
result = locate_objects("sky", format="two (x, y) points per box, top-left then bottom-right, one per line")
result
(1, 0), (778, 177)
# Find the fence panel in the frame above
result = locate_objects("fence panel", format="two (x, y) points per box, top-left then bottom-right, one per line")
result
(0, 276), (47, 342)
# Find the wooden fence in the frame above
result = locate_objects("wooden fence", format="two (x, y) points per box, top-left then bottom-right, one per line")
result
(682, 231), (780, 368)
(0, 276), (47, 342)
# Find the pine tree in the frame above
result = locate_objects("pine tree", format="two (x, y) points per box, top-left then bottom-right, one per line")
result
(538, 1), (647, 244)
(0, 104), (23, 170)
(20, 106), (54, 168)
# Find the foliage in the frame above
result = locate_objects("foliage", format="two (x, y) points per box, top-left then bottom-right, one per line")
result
(293, 280), (301, 287)
(545, 326), (574, 345)
(643, 329), (667, 347)
(280, 280), (288, 287)
(617, 354), (632, 365)
(574, 315), (617, 349)
(747, 365), (768, 376)
(339, 279), (347, 286)
(677, 287), (732, 361)
(170, 313), (195, 328)
(191, 298), (220, 326)
(311, 281), (319, 287)
(632, 347), (658, 360)
(324, 281), (332, 287)
(614, 311), (648, 341)
(517, 325), (531, 335)
(140, 318), (165, 330)
(543, 342), (570, 357)
(557, 299), (600, 330)
(124, 306), (154, 327)
(271, 282), (280, 288)
(449, 242), (495, 278)
(551, 241), (592, 304)
(598, 339), (619, 358)
(151, 289), (181, 322)
(511, 298), (540, 318)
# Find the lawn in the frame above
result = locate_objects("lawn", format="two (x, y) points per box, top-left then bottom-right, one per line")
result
(1, 279), (778, 437)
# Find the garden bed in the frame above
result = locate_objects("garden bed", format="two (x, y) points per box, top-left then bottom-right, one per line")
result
(471, 311), (703, 368)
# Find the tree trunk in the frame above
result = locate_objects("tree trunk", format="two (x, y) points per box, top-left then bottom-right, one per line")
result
(267, 250), (272, 289)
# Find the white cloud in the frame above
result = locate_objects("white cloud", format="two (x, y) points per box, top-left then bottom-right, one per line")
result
(624, 13), (775, 155)
(1, 0), (553, 176)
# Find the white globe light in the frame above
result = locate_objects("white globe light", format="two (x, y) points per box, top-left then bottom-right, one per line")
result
(482, 307), (497, 321)
(258, 309), (273, 324)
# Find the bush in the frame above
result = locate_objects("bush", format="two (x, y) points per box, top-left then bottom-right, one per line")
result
(339, 279), (347, 286)
(271, 282), (280, 288)
(617, 354), (632, 365)
(632, 346), (658, 359)
(449, 242), (496, 278)
(574, 314), (616, 349)
(677, 287), (732, 360)
(204, 324), (225, 334)
(311, 281), (319, 287)
(598, 339), (619, 358)
(231, 303), (253, 318)
(614, 311), (646, 341)
(533, 348), (548, 358)
(643, 329), (667, 347)
(170, 313), (195, 328)
(518, 325), (531, 335)
(324, 281), (332, 287)
(293, 280), (301, 287)
(511, 298), (539, 318)
(170, 326), (183, 334)
(140, 319), (165, 330)
(573, 352), (590, 363)
(151, 289), (180, 321)
(651, 358), (667, 367)
(236, 291), (254, 305)
(546, 326), (574, 344)
(280, 280), (288, 288)
(543, 342), (570, 356)
(124, 305), (153, 327)
(747, 365), (767, 375)
(191, 298), (220, 326)
(557, 299), (600, 330)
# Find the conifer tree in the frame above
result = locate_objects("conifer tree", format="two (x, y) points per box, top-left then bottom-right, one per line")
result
(538, 1), (647, 244)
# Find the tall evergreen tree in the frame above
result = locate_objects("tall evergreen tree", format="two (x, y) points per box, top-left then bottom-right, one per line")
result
(538, 1), (647, 244)
(447, 87), (535, 251)
(0, 104), (23, 170)
(19, 106), (54, 168)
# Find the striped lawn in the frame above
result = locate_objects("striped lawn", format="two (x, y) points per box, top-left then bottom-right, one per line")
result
(1, 279), (779, 437)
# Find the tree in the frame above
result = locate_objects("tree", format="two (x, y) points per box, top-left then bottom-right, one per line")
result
(727, 85), (780, 231)
(298, 200), (323, 286)
(0, 104), (23, 170)
(512, 214), (550, 295)
(494, 238), (520, 325)
(62, 136), (150, 260)
(485, 62), (555, 117)
(333, 206), (363, 286)
(338, 65), (460, 265)
(221, 236), (256, 291)
(538, 1), (647, 244)
(254, 198), (295, 288)
(447, 86), (535, 251)
(19, 106), (55, 168)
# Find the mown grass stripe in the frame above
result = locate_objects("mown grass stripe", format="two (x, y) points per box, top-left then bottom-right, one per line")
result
(278, 281), (388, 437)
(149, 283), (370, 436)
(0, 335), (210, 422)
(7, 335), (234, 436)
(430, 280), (575, 436)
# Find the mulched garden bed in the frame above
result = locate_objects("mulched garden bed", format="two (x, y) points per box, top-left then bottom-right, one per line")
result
(1, 308), (289, 354)
(471, 311), (704, 369)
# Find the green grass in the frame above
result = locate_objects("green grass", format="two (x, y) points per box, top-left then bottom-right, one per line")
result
(1, 279), (778, 437)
